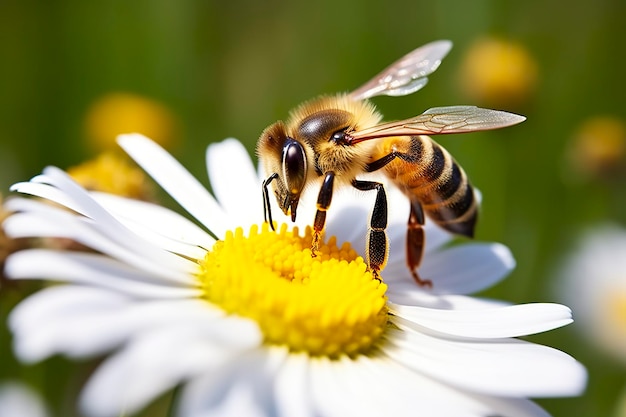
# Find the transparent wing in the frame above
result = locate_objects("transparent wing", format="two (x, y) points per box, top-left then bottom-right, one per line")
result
(349, 40), (453, 101)
(348, 106), (526, 142)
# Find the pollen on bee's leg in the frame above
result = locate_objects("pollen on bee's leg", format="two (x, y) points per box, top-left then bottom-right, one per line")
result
(371, 268), (383, 283)
(311, 209), (328, 258)
(311, 231), (322, 258)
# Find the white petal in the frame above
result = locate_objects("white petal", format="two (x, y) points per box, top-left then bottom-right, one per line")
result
(385, 177), (411, 218)
(9, 175), (198, 277)
(273, 352), (314, 417)
(387, 290), (510, 311)
(384, 327), (588, 398)
(117, 133), (230, 237)
(4, 202), (195, 284)
(309, 356), (384, 417)
(9, 286), (131, 362)
(9, 180), (85, 214)
(387, 242), (515, 294)
(92, 192), (215, 257)
(5, 249), (201, 298)
(360, 355), (552, 417)
(473, 397), (551, 417)
(81, 317), (261, 417)
(312, 355), (419, 417)
(428, 242), (515, 294)
(325, 203), (369, 252)
(10, 171), (212, 261)
(177, 349), (283, 417)
(180, 377), (266, 417)
(207, 139), (263, 228)
(390, 302), (573, 338)
(423, 221), (455, 254)
(309, 355), (499, 417)
(9, 285), (235, 364)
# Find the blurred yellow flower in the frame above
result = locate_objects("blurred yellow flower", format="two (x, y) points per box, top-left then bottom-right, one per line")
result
(84, 92), (178, 151)
(458, 37), (538, 108)
(565, 116), (626, 181)
(67, 151), (155, 201)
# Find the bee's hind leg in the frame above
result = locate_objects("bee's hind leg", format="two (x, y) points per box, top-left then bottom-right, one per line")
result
(407, 200), (432, 288)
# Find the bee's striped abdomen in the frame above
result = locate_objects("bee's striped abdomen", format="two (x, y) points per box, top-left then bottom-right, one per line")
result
(379, 135), (477, 237)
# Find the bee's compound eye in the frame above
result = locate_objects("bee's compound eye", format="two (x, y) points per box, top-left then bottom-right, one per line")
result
(282, 139), (307, 195)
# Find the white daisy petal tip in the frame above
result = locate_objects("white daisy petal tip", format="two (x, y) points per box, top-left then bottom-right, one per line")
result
(205, 138), (262, 227)
(116, 131), (230, 236)
(208, 136), (247, 151)
(390, 300), (575, 339)
(116, 132), (153, 147)
(9, 169), (55, 192)
(493, 241), (516, 270)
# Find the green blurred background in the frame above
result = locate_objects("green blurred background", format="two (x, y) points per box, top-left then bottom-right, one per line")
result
(1, 0), (625, 416)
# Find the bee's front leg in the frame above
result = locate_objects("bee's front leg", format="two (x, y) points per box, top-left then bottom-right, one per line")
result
(262, 173), (279, 231)
(312, 172), (335, 256)
(352, 179), (388, 281)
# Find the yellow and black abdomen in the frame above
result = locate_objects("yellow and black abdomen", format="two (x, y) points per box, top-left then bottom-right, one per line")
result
(378, 135), (477, 237)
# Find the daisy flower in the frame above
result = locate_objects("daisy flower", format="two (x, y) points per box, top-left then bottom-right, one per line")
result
(555, 224), (626, 365)
(0, 381), (50, 417)
(3, 134), (586, 417)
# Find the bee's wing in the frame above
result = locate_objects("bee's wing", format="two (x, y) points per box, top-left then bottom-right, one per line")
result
(349, 40), (453, 101)
(348, 106), (526, 142)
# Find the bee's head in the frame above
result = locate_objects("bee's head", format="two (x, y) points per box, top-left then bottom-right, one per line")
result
(257, 122), (308, 222)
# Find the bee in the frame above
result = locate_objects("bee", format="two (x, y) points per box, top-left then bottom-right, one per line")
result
(257, 40), (525, 286)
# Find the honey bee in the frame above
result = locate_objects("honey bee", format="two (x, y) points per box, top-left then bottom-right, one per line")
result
(257, 40), (525, 286)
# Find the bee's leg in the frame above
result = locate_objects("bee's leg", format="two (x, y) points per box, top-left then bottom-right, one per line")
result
(262, 173), (279, 231)
(312, 172), (335, 256)
(407, 200), (432, 288)
(352, 179), (388, 281)
(364, 144), (433, 287)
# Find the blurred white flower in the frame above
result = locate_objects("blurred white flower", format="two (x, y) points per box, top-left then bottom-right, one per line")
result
(3, 134), (586, 417)
(0, 381), (49, 417)
(556, 224), (626, 365)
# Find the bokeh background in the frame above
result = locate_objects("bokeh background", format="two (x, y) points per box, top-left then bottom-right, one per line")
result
(1, 0), (625, 416)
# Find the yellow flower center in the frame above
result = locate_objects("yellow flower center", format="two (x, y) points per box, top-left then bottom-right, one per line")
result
(198, 223), (388, 357)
